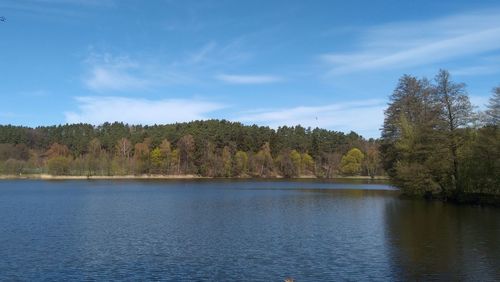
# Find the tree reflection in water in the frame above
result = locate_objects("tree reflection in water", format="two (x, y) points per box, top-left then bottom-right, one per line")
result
(384, 199), (500, 280)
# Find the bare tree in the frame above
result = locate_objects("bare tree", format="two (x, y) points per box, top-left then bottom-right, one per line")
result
(486, 86), (500, 125)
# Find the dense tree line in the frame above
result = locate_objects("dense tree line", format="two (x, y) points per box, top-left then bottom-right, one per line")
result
(381, 70), (499, 202)
(0, 120), (383, 178)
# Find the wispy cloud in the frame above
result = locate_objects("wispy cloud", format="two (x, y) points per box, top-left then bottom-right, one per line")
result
(321, 9), (500, 75)
(83, 53), (192, 92)
(178, 39), (252, 69)
(0, 0), (113, 19)
(236, 99), (386, 138)
(65, 96), (225, 125)
(216, 74), (282, 84)
(83, 38), (255, 92)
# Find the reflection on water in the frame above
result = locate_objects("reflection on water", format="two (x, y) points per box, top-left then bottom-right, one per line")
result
(384, 200), (500, 280)
(0, 180), (498, 281)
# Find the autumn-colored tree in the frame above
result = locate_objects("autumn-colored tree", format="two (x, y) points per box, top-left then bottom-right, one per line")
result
(254, 142), (274, 177)
(322, 152), (342, 178)
(134, 142), (150, 174)
(276, 148), (296, 178)
(177, 135), (195, 174)
(159, 139), (172, 173)
(88, 138), (102, 157)
(46, 143), (70, 158)
(200, 141), (217, 177)
(364, 143), (381, 179)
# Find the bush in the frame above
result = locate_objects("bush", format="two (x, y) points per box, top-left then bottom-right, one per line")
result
(47, 156), (71, 175)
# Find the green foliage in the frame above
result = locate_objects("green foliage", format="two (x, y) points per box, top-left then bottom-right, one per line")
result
(0, 120), (383, 178)
(1, 159), (26, 175)
(254, 142), (274, 177)
(47, 156), (71, 175)
(276, 148), (298, 178)
(150, 147), (163, 173)
(234, 151), (248, 176)
(290, 150), (302, 175)
(301, 153), (314, 174)
(340, 148), (364, 175)
(382, 70), (499, 199)
(222, 146), (232, 177)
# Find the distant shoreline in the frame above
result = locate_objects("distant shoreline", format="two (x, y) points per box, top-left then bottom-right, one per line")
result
(0, 174), (390, 181)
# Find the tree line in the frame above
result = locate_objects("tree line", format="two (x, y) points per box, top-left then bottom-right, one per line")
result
(0, 120), (383, 178)
(381, 69), (499, 202)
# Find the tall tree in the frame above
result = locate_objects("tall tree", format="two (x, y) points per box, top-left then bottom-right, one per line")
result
(134, 141), (150, 174)
(86, 138), (103, 175)
(221, 146), (232, 177)
(234, 151), (248, 176)
(364, 142), (380, 179)
(434, 69), (473, 192)
(177, 135), (195, 174)
(485, 86), (500, 125)
(116, 138), (131, 160)
(254, 142), (274, 177)
(159, 139), (172, 173)
(381, 74), (444, 194)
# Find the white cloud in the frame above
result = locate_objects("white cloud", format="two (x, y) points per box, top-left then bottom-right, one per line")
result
(216, 74), (282, 84)
(322, 9), (500, 75)
(65, 96), (225, 125)
(83, 54), (192, 92)
(85, 66), (150, 91)
(83, 39), (253, 92)
(0, 0), (113, 19)
(235, 99), (386, 138)
(186, 41), (217, 65)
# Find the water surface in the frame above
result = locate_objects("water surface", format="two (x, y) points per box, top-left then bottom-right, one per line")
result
(0, 180), (498, 281)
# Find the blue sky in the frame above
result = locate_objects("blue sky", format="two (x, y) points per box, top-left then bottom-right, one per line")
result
(1, 0), (500, 138)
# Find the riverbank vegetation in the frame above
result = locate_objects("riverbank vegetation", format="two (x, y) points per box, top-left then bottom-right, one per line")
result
(0, 120), (383, 178)
(0, 69), (498, 205)
(381, 69), (499, 204)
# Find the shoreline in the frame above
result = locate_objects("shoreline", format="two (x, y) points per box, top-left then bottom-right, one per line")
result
(0, 174), (389, 181)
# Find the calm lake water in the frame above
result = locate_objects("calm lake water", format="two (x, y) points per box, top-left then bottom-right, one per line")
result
(0, 180), (498, 281)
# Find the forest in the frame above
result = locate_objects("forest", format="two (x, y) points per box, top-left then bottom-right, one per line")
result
(0, 120), (381, 178)
(0, 69), (498, 203)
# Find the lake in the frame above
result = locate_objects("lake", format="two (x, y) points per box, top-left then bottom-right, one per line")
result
(0, 180), (498, 281)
